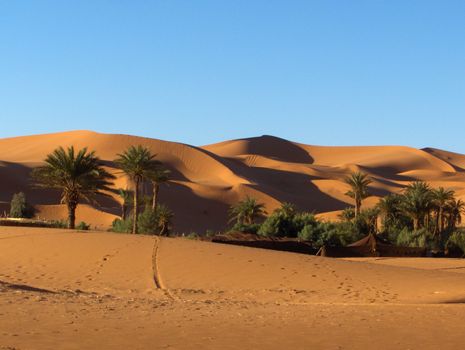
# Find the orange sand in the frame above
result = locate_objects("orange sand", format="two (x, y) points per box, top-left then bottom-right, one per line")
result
(1, 227), (465, 349)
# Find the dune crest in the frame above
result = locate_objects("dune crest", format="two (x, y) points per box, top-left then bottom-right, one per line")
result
(1, 130), (465, 232)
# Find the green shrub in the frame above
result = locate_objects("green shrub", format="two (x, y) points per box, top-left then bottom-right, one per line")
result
(339, 207), (355, 222)
(138, 207), (160, 234)
(257, 205), (361, 247)
(258, 211), (294, 237)
(111, 218), (133, 233)
(293, 212), (319, 231)
(205, 229), (216, 237)
(10, 192), (33, 218)
(138, 205), (174, 235)
(76, 221), (90, 230)
(112, 205), (174, 235)
(230, 222), (260, 234)
(50, 219), (68, 228)
(396, 228), (433, 248)
(185, 232), (199, 239)
(446, 231), (465, 255)
(297, 216), (325, 242)
(258, 209), (317, 238)
(313, 221), (363, 248)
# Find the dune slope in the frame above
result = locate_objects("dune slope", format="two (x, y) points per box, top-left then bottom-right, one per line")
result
(1, 131), (465, 231)
(2, 228), (465, 349)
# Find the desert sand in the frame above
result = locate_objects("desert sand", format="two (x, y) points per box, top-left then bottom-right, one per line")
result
(2, 131), (465, 349)
(1, 227), (465, 349)
(1, 130), (465, 232)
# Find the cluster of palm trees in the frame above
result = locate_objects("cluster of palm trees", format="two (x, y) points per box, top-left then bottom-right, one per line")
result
(345, 171), (465, 236)
(32, 145), (171, 234)
(114, 145), (170, 234)
(378, 182), (464, 234)
(228, 171), (465, 242)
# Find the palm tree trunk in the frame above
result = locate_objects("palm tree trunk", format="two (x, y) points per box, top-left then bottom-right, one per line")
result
(355, 196), (361, 219)
(121, 204), (126, 220)
(160, 222), (166, 236)
(68, 202), (77, 229)
(434, 210), (439, 235)
(413, 217), (419, 231)
(133, 178), (139, 234)
(151, 182), (159, 211)
(439, 207), (444, 233)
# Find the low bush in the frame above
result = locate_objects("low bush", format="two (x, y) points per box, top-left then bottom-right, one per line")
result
(138, 207), (160, 234)
(258, 208), (318, 238)
(111, 205), (174, 235)
(76, 221), (90, 230)
(111, 218), (133, 233)
(185, 232), (200, 239)
(10, 192), (34, 218)
(50, 219), (68, 229)
(446, 231), (465, 255)
(396, 228), (434, 249)
(230, 222), (260, 234)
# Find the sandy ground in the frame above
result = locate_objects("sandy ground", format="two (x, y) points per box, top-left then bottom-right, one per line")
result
(1, 227), (465, 349)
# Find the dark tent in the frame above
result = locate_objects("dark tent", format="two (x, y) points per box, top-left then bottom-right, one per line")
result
(211, 232), (318, 255)
(317, 233), (426, 258)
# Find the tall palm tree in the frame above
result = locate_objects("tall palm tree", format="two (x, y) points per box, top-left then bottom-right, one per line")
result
(148, 168), (170, 211)
(400, 181), (434, 231)
(32, 146), (115, 229)
(344, 171), (372, 218)
(432, 187), (455, 234)
(445, 199), (465, 230)
(229, 196), (266, 225)
(114, 145), (161, 234)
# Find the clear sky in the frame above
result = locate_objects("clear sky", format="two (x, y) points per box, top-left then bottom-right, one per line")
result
(1, 1), (464, 151)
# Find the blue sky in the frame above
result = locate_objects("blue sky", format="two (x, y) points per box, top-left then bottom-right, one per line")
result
(1, 1), (465, 151)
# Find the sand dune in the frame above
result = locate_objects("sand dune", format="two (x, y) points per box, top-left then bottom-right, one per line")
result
(1, 131), (465, 232)
(2, 227), (465, 349)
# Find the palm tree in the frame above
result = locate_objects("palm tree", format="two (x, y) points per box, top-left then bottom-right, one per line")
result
(277, 202), (297, 217)
(339, 207), (355, 222)
(157, 204), (174, 236)
(114, 145), (161, 234)
(32, 146), (115, 229)
(376, 194), (402, 231)
(344, 171), (372, 218)
(445, 199), (465, 230)
(359, 207), (380, 235)
(229, 196), (266, 225)
(147, 168), (170, 211)
(432, 187), (455, 234)
(400, 181), (434, 231)
(117, 188), (133, 219)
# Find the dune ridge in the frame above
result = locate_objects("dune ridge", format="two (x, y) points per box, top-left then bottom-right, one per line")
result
(1, 130), (465, 231)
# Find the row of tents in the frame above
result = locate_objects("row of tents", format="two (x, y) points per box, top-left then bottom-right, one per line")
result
(213, 232), (462, 258)
(316, 233), (426, 257)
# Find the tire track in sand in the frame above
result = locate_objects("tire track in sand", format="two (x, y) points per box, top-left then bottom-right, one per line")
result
(152, 236), (176, 300)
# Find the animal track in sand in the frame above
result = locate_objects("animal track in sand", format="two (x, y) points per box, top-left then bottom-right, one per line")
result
(152, 237), (176, 300)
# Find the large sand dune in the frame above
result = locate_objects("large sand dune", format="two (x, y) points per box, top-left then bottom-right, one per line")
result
(1, 227), (465, 349)
(1, 131), (465, 231)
